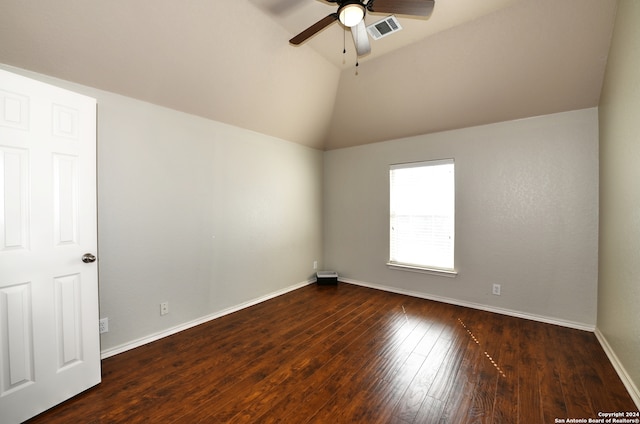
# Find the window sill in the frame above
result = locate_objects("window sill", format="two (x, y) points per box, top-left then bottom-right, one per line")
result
(386, 262), (458, 278)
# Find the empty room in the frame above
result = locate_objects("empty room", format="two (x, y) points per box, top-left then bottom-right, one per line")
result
(1, 0), (639, 422)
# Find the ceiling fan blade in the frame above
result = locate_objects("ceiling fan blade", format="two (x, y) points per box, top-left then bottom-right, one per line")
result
(367, 0), (435, 17)
(351, 20), (371, 56)
(289, 13), (339, 45)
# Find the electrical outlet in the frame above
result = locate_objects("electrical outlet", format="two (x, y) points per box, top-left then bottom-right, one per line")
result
(160, 302), (169, 316)
(313, 260), (318, 270)
(492, 284), (501, 296)
(99, 317), (109, 334)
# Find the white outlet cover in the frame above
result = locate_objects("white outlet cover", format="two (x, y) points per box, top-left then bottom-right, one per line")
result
(99, 317), (109, 333)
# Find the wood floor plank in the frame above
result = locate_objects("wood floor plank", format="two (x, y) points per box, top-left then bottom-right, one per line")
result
(25, 283), (638, 424)
(490, 315), (520, 423)
(537, 323), (570, 422)
(158, 289), (385, 422)
(346, 300), (452, 424)
(413, 332), (478, 423)
(392, 331), (457, 422)
(556, 341), (596, 420)
(466, 313), (504, 423)
(570, 329), (634, 414)
(254, 292), (414, 423)
(433, 309), (494, 424)
(200, 299), (387, 422)
(303, 300), (423, 422)
(517, 318), (545, 424)
(120, 291), (362, 422)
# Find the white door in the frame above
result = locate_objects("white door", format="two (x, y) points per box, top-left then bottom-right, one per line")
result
(0, 69), (100, 423)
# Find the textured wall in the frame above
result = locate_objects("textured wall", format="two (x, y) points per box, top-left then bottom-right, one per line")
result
(598, 0), (640, 404)
(95, 93), (324, 350)
(324, 108), (599, 327)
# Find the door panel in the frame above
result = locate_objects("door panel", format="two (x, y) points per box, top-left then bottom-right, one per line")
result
(0, 282), (34, 393)
(1, 146), (29, 251)
(0, 69), (100, 423)
(54, 273), (82, 368)
(53, 153), (80, 246)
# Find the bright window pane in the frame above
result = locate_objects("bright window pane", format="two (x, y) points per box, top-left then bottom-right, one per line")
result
(390, 159), (455, 270)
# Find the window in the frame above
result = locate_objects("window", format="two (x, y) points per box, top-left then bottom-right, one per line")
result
(389, 159), (455, 274)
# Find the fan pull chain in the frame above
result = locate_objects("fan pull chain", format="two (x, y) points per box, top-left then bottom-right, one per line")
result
(340, 25), (359, 75)
(342, 27), (346, 64)
(354, 28), (359, 75)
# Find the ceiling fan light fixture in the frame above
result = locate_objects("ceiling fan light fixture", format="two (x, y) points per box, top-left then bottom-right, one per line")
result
(338, 2), (365, 27)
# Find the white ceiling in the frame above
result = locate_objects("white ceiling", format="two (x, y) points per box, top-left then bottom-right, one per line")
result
(0, 0), (618, 150)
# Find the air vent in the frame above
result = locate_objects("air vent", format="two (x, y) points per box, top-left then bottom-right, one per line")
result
(366, 16), (403, 40)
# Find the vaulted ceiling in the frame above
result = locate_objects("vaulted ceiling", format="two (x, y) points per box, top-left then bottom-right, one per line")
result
(0, 0), (617, 150)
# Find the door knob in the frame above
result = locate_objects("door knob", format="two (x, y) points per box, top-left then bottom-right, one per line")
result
(82, 253), (97, 263)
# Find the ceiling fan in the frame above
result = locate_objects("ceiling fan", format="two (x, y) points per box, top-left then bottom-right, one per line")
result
(289, 0), (435, 57)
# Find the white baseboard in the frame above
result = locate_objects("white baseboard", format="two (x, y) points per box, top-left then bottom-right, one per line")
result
(339, 278), (596, 332)
(595, 329), (640, 410)
(100, 279), (315, 360)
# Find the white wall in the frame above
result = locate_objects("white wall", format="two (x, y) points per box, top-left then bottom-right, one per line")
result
(2, 65), (324, 353)
(598, 0), (640, 405)
(96, 94), (324, 351)
(324, 108), (599, 328)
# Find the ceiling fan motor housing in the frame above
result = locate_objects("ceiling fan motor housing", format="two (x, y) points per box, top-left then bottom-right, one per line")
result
(337, 0), (366, 27)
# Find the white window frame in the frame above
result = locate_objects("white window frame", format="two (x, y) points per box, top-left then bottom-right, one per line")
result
(387, 159), (457, 277)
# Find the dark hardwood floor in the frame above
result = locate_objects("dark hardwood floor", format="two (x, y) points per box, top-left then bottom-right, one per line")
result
(27, 283), (638, 423)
